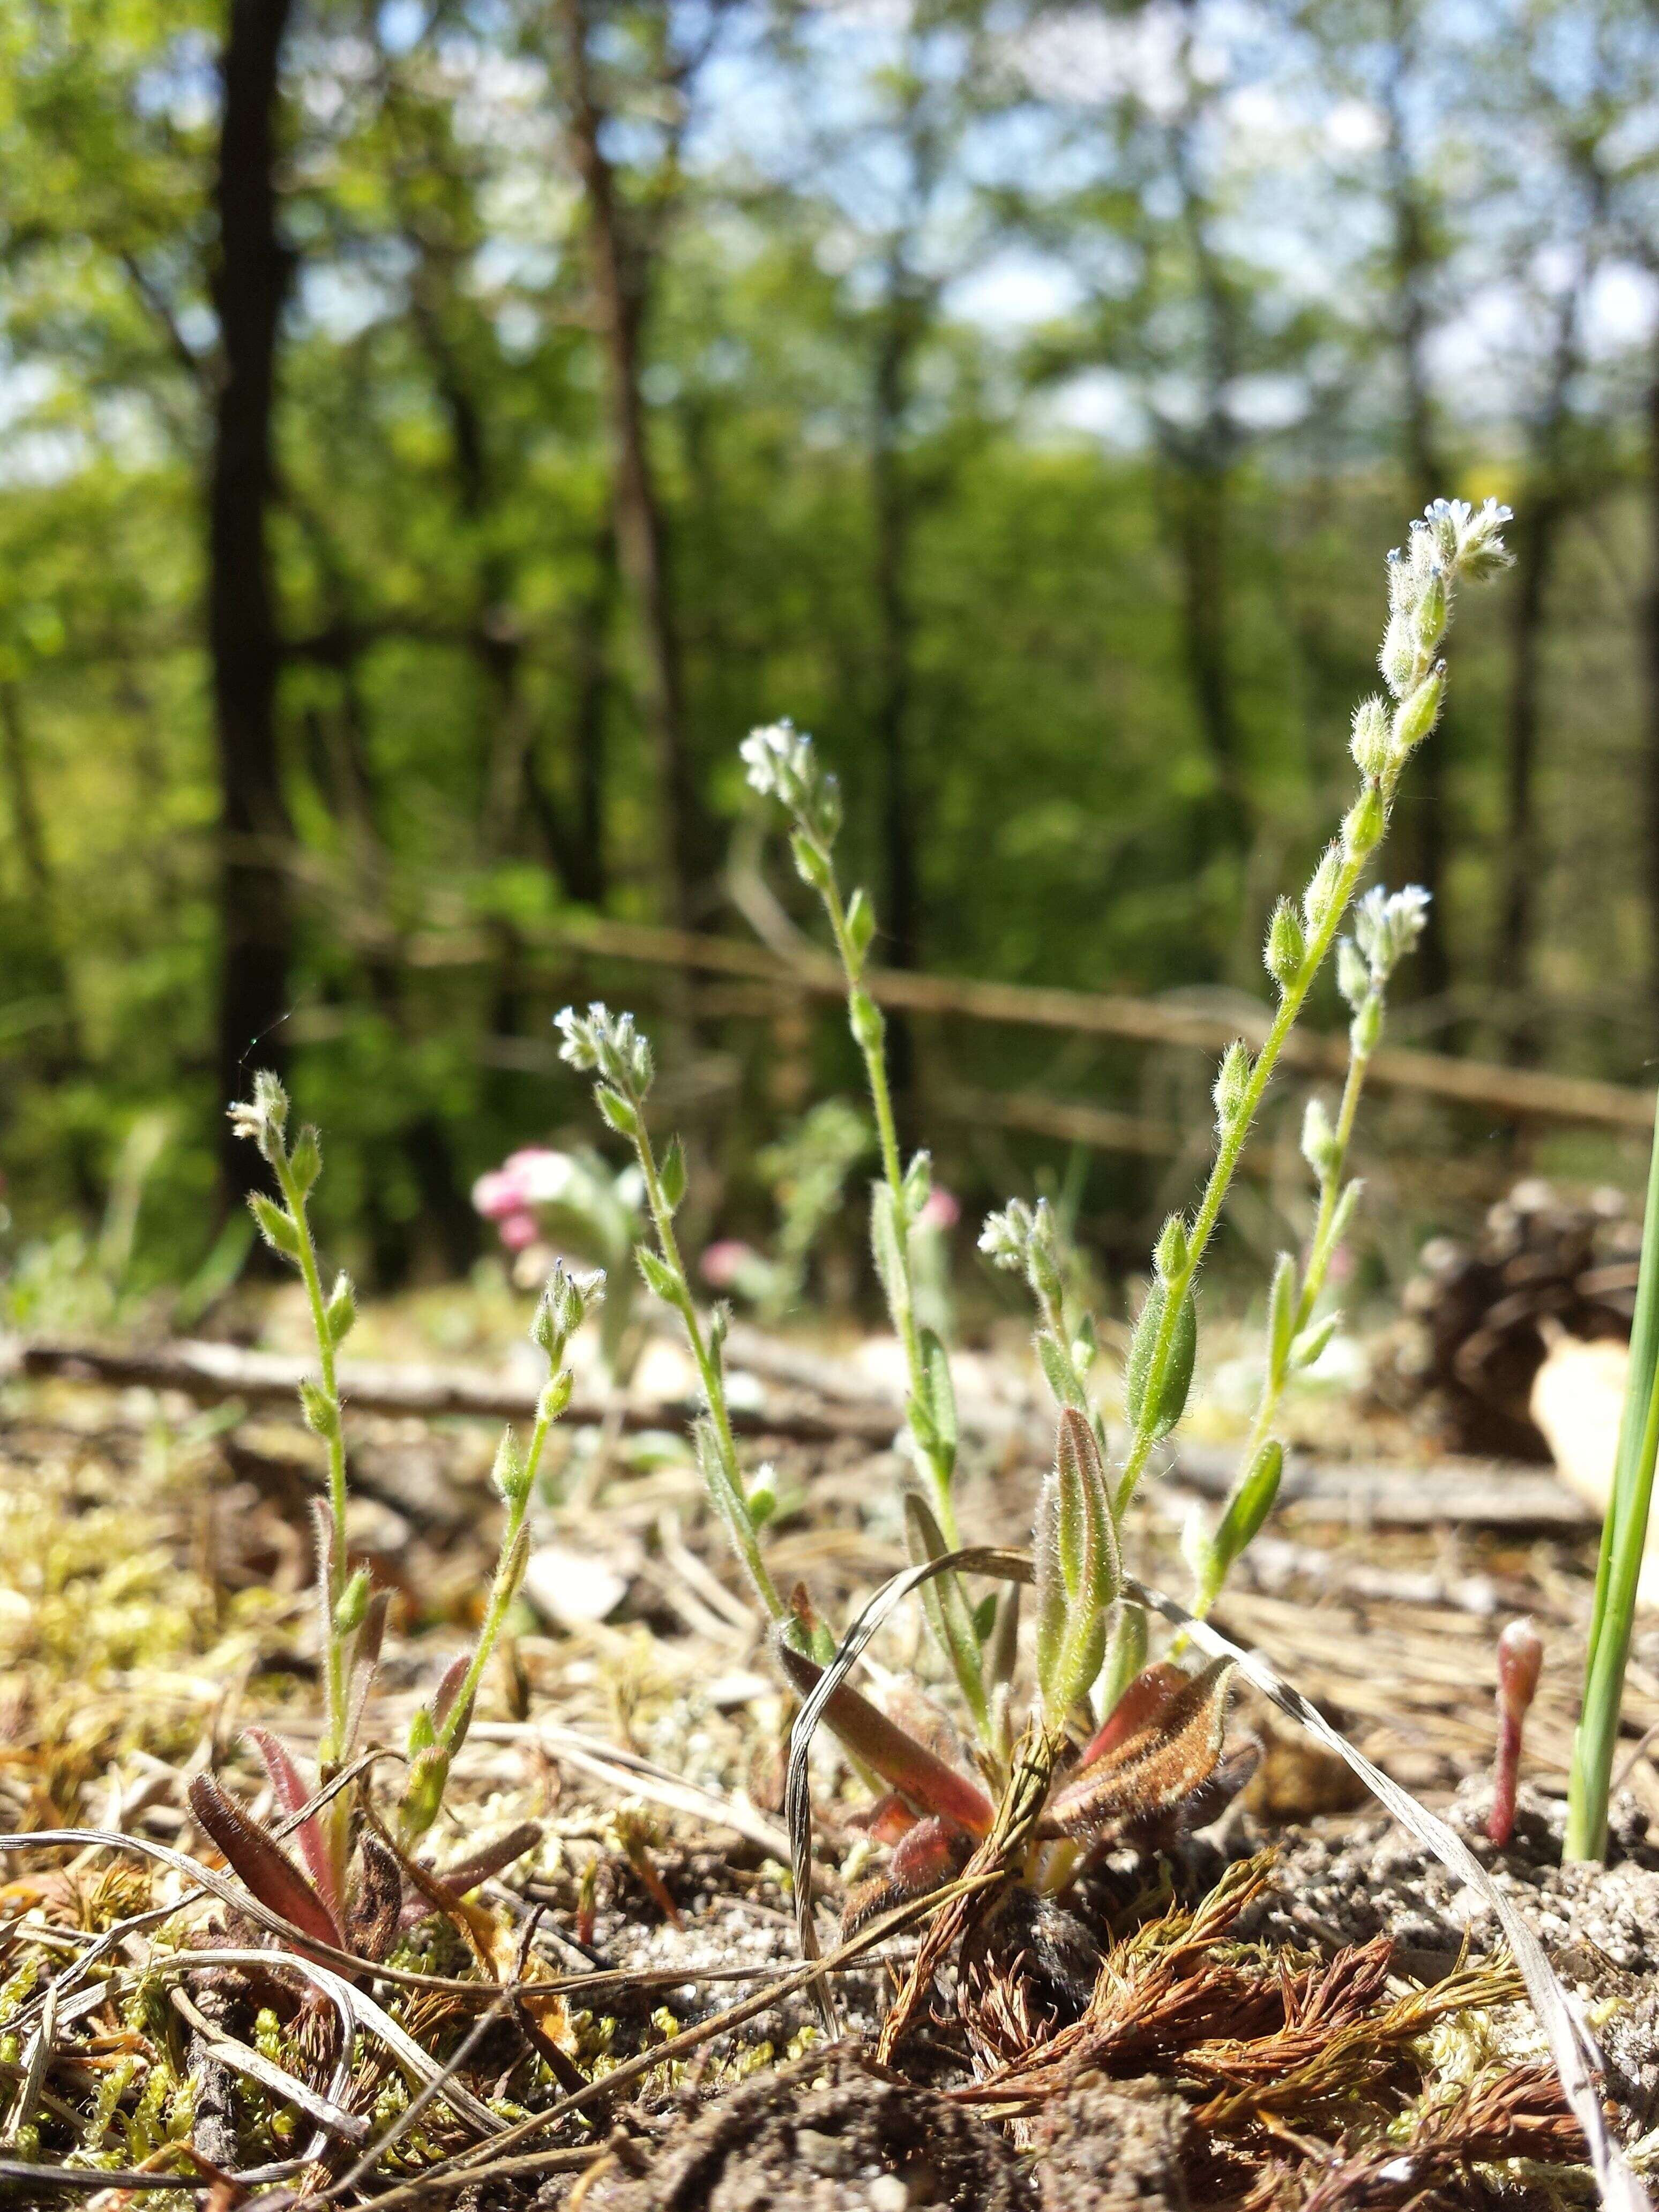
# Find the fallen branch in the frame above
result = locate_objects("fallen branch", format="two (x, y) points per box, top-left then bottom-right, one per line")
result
(3, 1335), (901, 1446)
(402, 914), (1658, 1133)
(6, 1335), (1599, 1530)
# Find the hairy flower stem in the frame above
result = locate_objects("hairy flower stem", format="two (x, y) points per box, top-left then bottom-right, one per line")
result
(813, 869), (959, 1549)
(1113, 878), (1364, 1519)
(437, 1408), (551, 1762)
(1116, 498), (1504, 1522)
(1202, 1038), (1369, 1605)
(637, 1100), (786, 1622)
(270, 1148), (350, 1767)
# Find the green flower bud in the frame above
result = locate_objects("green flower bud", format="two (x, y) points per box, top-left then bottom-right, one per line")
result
(1392, 663), (1445, 753)
(287, 1124), (322, 1197)
(1153, 1213), (1189, 1283)
(299, 1378), (339, 1440)
(1263, 897), (1306, 989)
(492, 1428), (531, 1505)
(1212, 1041), (1252, 1128)
(848, 988), (884, 1055)
(248, 1191), (301, 1262)
(1301, 1096), (1339, 1181)
(1302, 846), (1346, 935)
(324, 1272), (357, 1346)
(333, 1566), (370, 1638)
(1335, 939), (1370, 1010)
(790, 829), (833, 893)
(844, 887), (876, 972)
(1341, 781), (1385, 861)
(594, 1085), (640, 1139)
(1349, 696), (1392, 779)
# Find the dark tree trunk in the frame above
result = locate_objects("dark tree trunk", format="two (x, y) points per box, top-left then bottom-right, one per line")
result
(0, 682), (82, 1074)
(525, 514), (615, 908)
(560, 0), (703, 930)
(1161, 458), (1242, 848)
(208, 0), (297, 1204)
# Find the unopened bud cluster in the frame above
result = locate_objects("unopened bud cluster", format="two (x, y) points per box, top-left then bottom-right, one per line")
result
(556, 1003), (655, 1098)
(739, 719), (843, 850)
(980, 1195), (1065, 1315)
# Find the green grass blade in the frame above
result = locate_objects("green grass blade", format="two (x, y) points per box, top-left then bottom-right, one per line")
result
(1565, 1086), (1659, 1862)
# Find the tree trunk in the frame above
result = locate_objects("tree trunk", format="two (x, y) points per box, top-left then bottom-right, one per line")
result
(559, 0), (703, 930)
(1161, 457), (1242, 851)
(208, 0), (297, 1205)
(0, 682), (83, 1074)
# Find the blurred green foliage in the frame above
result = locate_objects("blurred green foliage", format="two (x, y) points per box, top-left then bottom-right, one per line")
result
(2, 0), (1656, 1296)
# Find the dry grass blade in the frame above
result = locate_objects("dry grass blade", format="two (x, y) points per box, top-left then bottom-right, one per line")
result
(4, 1970), (57, 2143)
(471, 1720), (793, 1862)
(317, 1863), (1018, 2212)
(1123, 1574), (1650, 2211)
(875, 1723), (1059, 2066)
(164, 1946), (501, 2139)
(169, 1983), (370, 2144)
(783, 1543), (1034, 2030)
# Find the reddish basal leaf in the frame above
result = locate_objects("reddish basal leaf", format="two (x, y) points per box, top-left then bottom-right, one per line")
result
(245, 1727), (340, 1926)
(842, 1814), (976, 1938)
(188, 1773), (345, 1954)
(1042, 1657), (1245, 1843)
(1074, 1661), (1191, 1770)
(776, 1641), (995, 1837)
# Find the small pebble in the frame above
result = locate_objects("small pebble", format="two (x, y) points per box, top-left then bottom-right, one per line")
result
(867, 2178), (909, 2212)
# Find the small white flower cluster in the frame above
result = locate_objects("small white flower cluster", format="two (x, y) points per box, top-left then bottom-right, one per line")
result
(1334, 884), (1430, 1053)
(555, 1002), (654, 1097)
(1358, 497), (1512, 784)
(979, 1194), (1066, 1314)
(227, 1068), (289, 1160)
(739, 718), (843, 848)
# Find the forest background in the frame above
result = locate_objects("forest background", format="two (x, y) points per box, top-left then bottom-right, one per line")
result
(5, 0), (1659, 1308)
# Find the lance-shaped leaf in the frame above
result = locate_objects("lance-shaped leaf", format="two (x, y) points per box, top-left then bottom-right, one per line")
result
(869, 1184), (909, 1324)
(1036, 1328), (1089, 1413)
(917, 1329), (958, 1478)
(1034, 1468), (1069, 1720)
(774, 1639), (994, 1837)
(903, 1492), (987, 1733)
(188, 1773), (345, 1954)
(1266, 1253), (1298, 1388)
(1048, 1408), (1120, 1707)
(245, 1728), (339, 1927)
(1210, 1439), (1283, 1587)
(1124, 1279), (1198, 1440)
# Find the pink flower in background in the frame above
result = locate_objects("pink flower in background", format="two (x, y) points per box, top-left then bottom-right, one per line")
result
(472, 1148), (580, 1243)
(701, 1238), (759, 1288)
(918, 1186), (960, 1231)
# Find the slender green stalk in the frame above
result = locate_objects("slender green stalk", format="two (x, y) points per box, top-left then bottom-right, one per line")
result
(738, 724), (988, 1732)
(1187, 885), (1426, 1620)
(435, 1403), (551, 1761)
(1565, 1088), (1659, 1861)
(556, 1004), (786, 1624)
(399, 1259), (596, 1841)
(1115, 502), (1510, 1525)
(269, 1143), (350, 1753)
(818, 874), (960, 1544)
